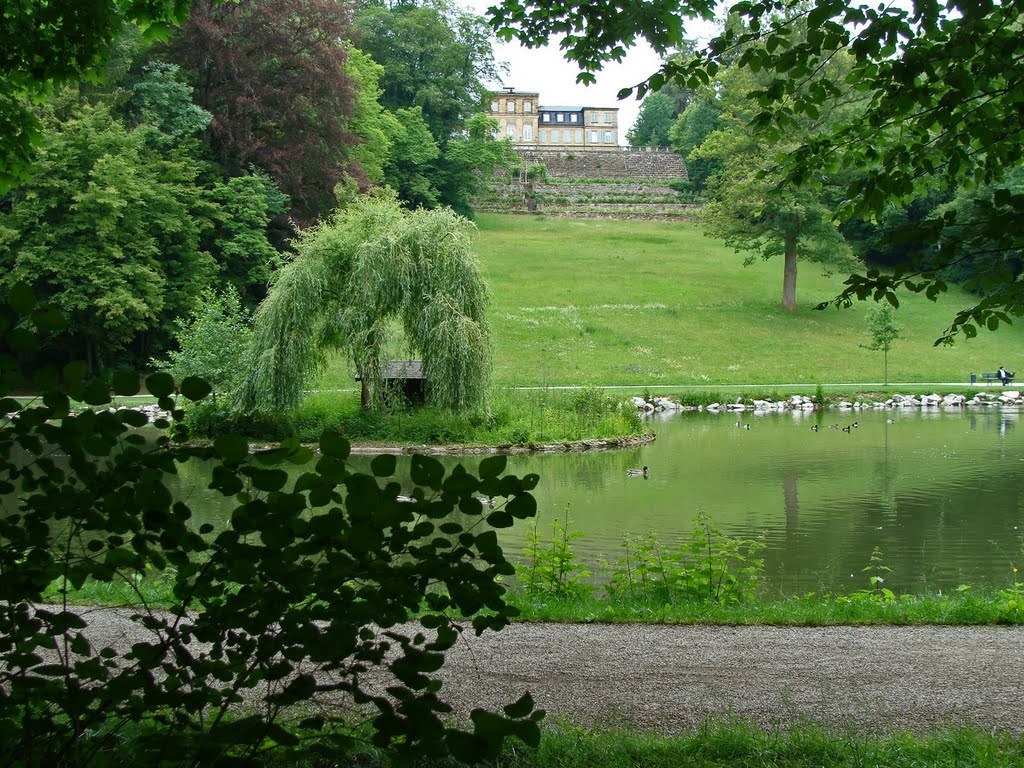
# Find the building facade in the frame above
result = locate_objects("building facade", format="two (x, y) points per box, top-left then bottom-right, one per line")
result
(488, 88), (619, 147)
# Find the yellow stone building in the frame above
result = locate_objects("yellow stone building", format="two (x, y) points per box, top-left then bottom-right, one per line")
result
(487, 87), (620, 148)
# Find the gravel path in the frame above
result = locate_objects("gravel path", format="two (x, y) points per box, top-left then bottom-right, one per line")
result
(72, 607), (1024, 735)
(431, 623), (1024, 735)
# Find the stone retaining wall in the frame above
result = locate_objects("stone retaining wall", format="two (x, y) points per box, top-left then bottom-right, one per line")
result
(515, 147), (688, 181)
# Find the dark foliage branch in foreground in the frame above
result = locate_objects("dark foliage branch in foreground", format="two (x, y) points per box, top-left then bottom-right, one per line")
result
(0, 284), (542, 765)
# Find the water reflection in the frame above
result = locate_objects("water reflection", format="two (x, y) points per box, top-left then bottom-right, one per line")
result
(172, 408), (1024, 595)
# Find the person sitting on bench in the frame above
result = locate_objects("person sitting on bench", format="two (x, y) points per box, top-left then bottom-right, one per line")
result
(998, 366), (1015, 385)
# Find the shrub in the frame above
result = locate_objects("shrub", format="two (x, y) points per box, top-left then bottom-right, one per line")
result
(150, 288), (252, 402)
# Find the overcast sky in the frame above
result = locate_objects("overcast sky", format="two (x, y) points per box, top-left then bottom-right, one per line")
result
(466, 1), (721, 141)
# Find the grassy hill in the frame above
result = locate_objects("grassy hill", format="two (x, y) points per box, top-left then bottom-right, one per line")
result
(316, 214), (1024, 390)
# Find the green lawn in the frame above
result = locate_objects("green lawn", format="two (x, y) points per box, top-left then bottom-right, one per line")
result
(314, 214), (1024, 390)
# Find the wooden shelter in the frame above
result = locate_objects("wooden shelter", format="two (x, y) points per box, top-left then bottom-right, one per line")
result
(355, 360), (425, 406)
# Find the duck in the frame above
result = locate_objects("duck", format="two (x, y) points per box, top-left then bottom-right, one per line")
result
(841, 425), (852, 432)
(828, 424), (839, 429)
(810, 424), (819, 432)
(852, 421), (860, 428)
(743, 424), (750, 430)
(627, 466), (649, 477)
(886, 418), (895, 424)
(473, 495), (496, 507)
(396, 494), (417, 504)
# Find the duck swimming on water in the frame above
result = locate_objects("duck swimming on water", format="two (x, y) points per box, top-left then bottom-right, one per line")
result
(627, 466), (648, 477)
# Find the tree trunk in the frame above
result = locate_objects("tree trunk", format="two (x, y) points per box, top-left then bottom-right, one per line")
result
(360, 378), (370, 410)
(782, 231), (798, 311)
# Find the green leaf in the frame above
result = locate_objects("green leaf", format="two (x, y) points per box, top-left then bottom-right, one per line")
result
(320, 430), (350, 459)
(503, 691), (535, 719)
(145, 371), (175, 397)
(214, 434), (249, 463)
(32, 306), (66, 332)
(8, 282), (35, 315)
(411, 454), (444, 490)
(479, 455), (507, 479)
(112, 369), (140, 396)
(250, 468), (288, 492)
(506, 494), (537, 520)
(180, 376), (212, 401)
(486, 510), (514, 528)
(118, 409), (149, 428)
(370, 454), (397, 477)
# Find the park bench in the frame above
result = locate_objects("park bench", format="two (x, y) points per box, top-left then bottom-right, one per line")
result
(977, 371), (1015, 385)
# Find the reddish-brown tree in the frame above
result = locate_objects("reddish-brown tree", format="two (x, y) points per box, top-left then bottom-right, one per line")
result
(169, 0), (363, 222)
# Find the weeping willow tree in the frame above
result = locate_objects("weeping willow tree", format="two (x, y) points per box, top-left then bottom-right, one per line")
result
(234, 194), (490, 413)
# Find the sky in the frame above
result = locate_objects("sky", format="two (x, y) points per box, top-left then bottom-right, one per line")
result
(466, 1), (721, 142)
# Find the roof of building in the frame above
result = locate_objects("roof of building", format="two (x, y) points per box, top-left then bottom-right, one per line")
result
(354, 360), (424, 381)
(382, 360), (423, 379)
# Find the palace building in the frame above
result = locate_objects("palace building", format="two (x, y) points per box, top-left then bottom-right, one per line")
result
(487, 87), (620, 147)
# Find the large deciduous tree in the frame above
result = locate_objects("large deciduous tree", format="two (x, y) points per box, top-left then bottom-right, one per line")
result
(235, 193), (491, 414)
(168, 0), (362, 222)
(692, 53), (856, 310)
(626, 93), (675, 147)
(354, 0), (503, 147)
(489, 0), (1024, 341)
(0, 92), (216, 369)
(0, 0), (194, 192)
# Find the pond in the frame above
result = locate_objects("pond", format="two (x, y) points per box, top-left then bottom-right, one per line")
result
(173, 407), (1024, 595)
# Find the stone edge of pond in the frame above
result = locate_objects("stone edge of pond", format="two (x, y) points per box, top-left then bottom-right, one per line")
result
(237, 433), (656, 457)
(343, 432), (657, 456)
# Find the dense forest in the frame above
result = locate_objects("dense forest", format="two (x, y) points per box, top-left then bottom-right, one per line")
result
(0, 0), (516, 372)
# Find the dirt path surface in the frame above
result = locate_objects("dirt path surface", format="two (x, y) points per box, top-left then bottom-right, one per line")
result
(75, 608), (1024, 735)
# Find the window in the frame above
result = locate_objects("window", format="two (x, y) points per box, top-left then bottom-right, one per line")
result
(574, 130), (582, 143)
(589, 130), (599, 143)
(524, 100), (533, 112)
(563, 130), (570, 143)
(539, 129), (548, 143)
(604, 112), (613, 124)
(524, 123), (533, 141)
(589, 112), (598, 124)
(490, 101), (498, 113)
(604, 131), (613, 143)
(507, 123), (517, 140)
(556, 113), (564, 122)
(507, 100), (516, 113)
(570, 113), (578, 123)
(542, 114), (550, 123)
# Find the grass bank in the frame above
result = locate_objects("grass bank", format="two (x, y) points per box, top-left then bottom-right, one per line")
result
(313, 215), (1024, 391)
(185, 386), (645, 445)
(505, 589), (1024, 626)
(481, 724), (1024, 768)
(48, 573), (1024, 627)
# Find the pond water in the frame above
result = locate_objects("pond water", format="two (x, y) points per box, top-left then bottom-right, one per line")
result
(173, 407), (1024, 595)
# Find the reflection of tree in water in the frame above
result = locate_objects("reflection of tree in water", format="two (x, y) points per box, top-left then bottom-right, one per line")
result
(783, 471), (798, 546)
(506, 449), (638, 493)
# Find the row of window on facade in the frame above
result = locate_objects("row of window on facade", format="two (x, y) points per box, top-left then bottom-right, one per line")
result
(499, 124), (616, 144)
(492, 100), (533, 113)
(489, 101), (615, 125)
(540, 112), (615, 125)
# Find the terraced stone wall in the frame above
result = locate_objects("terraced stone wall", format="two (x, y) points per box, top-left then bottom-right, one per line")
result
(514, 147), (688, 182)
